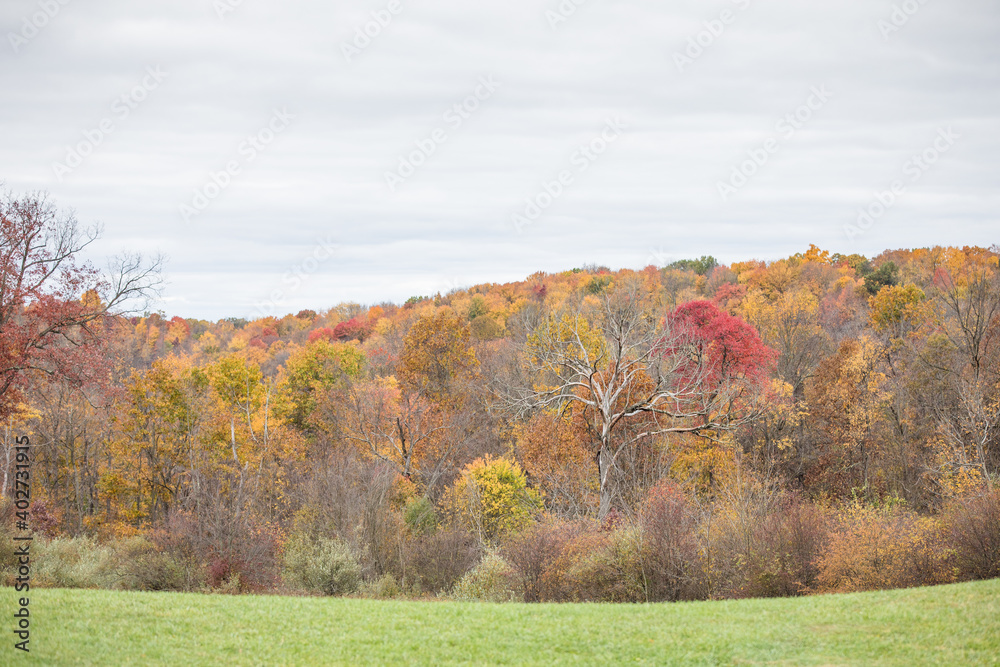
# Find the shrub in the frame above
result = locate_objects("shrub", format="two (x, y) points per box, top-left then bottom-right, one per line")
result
(451, 551), (521, 602)
(207, 556), (248, 593)
(942, 489), (1000, 581)
(282, 536), (361, 596)
(816, 503), (953, 593)
(502, 520), (587, 602)
(357, 573), (403, 599)
(100, 535), (194, 592)
(639, 480), (705, 602)
(558, 528), (647, 603)
(360, 466), (406, 578)
(127, 550), (190, 592)
(748, 495), (830, 597)
(403, 526), (479, 594)
(33, 537), (117, 589)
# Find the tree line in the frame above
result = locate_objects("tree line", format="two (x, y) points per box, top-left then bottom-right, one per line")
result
(1, 191), (998, 600)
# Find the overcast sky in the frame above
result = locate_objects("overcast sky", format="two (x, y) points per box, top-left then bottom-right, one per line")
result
(2, 0), (997, 320)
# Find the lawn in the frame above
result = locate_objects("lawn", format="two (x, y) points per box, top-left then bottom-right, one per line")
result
(1, 579), (997, 665)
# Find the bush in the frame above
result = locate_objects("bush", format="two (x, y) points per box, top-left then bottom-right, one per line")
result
(403, 526), (479, 594)
(557, 528), (647, 603)
(451, 551), (521, 602)
(11, 534), (197, 592)
(357, 573), (403, 599)
(282, 537), (361, 596)
(502, 520), (587, 602)
(942, 489), (1000, 581)
(108, 535), (194, 592)
(33, 537), (117, 589)
(816, 503), (953, 593)
(127, 550), (190, 592)
(747, 496), (829, 597)
(639, 480), (705, 602)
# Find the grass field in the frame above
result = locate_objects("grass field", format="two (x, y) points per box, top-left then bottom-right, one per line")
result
(0, 579), (997, 665)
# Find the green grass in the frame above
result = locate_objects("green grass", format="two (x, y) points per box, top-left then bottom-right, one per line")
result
(1, 580), (998, 666)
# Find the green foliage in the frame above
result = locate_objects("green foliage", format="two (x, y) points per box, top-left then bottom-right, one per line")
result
(832, 252), (873, 275)
(281, 536), (361, 596)
(864, 261), (900, 294)
(584, 275), (612, 294)
(450, 551), (521, 602)
(33, 537), (118, 589)
(467, 296), (488, 321)
(27, 536), (194, 592)
(357, 573), (403, 599)
(669, 255), (718, 276)
(403, 497), (438, 536)
(275, 339), (366, 428)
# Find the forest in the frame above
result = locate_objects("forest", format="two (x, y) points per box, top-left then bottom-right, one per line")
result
(2, 194), (999, 602)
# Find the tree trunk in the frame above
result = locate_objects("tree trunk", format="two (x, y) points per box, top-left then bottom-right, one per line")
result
(597, 446), (614, 520)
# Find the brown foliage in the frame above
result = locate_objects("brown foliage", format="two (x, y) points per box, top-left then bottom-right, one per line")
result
(816, 503), (953, 593)
(942, 489), (1000, 581)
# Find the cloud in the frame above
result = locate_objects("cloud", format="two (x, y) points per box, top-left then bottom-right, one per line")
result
(1, 0), (997, 318)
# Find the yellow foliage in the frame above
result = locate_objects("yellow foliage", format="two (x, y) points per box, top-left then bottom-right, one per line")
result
(443, 455), (542, 542)
(816, 503), (953, 593)
(670, 434), (737, 497)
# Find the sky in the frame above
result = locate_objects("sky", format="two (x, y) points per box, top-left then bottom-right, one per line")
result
(1, 0), (998, 320)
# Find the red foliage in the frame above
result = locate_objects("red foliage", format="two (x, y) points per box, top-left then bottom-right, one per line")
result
(712, 283), (746, 313)
(308, 327), (336, 343)
(333, 317), (371, 342)
(666, 300), (776, 388)
(932, 266), (953, 290)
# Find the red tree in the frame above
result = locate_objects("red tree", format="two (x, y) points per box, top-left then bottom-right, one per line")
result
(666, 300), (776, 391)
(333, 317), (370, 342)
(0, 191), (162, 415)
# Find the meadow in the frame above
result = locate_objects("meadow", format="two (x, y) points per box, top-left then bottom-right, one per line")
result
(1, 579), (997, 665)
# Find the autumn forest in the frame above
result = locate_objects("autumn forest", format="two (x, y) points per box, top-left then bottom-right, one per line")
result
(2, 194), (999, 602)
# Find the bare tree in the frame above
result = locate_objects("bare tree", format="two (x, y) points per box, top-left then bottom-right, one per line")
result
(502, 279), (772, 518)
